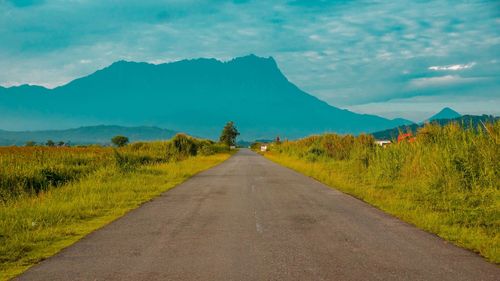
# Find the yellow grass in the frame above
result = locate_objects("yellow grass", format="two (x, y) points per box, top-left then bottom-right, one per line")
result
(263, 121), (499, 263)
(0, 145), (230, 280)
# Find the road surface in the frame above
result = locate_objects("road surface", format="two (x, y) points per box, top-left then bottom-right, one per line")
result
(17, 149), (499, 281)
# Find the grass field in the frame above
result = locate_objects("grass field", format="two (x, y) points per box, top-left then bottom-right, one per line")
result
(0, 135), (231, 280)
(263, 121), (499, 263)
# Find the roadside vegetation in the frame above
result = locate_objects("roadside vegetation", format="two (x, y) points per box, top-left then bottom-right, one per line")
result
(261, 121), (499, 263)
(0, 133), (232, 280)
(219, 121), (240, 147)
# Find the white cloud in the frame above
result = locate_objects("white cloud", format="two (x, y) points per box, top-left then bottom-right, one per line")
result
(411, 75), (458, 87)
(428, 62), (476, 71)
(410, 75), (485, 88)
(1, 81), (23, 87)
(0, 0), (498, 113)
(302, 51), (322, 61)
(309, 34), (327, 42)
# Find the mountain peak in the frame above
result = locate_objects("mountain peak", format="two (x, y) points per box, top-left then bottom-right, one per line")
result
(225, 55), (281, 79)
(428, 107), (461, 121)
(228, 54), (276, 65)
(107, 60), (151, 68)
(0, 54), (405, 139)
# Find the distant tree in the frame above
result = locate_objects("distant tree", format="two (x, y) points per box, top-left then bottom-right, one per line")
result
(25, 141), (36, 147)
(219, 121), (240, 147)
(111, 135), (129, 147)
(57, 141), (65, 147)
(46, 140), (55, 147)
(276, 136), (281, 145)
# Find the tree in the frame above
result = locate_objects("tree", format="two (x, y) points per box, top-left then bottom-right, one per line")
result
(57, 141), (65, 147)
(219, 121), (240, 147)
(46, 140), (55, 147)
(25, 141), (36, 147)
(111, 135), (129, 147)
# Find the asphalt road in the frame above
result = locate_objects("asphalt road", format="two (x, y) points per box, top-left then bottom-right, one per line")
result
(17, 149), (499, 281)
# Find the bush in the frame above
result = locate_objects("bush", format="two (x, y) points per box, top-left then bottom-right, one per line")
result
(46, 140), (55, 147)
(25, 141), (36, 147)
(166, 134), (199, 160)
(111, 135), (129, 147)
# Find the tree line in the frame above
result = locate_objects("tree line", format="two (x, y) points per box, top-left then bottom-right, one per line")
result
(24, 121), (240, 148)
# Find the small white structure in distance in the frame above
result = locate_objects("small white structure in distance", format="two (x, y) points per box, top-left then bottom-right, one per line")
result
(375, 140), (392, 147)
(230, 145), (236, 150)
(260, 145), (268, 152)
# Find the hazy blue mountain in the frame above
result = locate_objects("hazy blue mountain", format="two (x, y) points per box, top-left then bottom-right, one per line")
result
(0, 125), (177, 146)
(371, 115), (498, 140)
(0, 55), (411, 139)
(428, 107), (461, 122)
(392, 117), (415, 125)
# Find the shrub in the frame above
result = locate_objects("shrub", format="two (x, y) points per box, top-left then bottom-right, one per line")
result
(25, 141), (36, 147)
(166, 134), (199, 160)
(111, 135), (129, 147)
(46, 140), (55, 147)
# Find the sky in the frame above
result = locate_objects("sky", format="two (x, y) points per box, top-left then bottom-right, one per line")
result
(1, 0), (499, 122)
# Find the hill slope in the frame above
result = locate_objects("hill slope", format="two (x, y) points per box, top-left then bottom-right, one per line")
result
(0, 125), (177, 146)
(0, 55), (410, 139)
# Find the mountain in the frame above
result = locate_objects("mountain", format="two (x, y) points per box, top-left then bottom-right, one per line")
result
(0, 54), (410, 140)
(427, 107), (461, 122)
(392, 117), (415, 125)
(371, 115), (498, 140)
(0, 125), (177, 146)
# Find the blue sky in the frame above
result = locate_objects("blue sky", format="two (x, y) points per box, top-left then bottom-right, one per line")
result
(1, 0), (499, 121)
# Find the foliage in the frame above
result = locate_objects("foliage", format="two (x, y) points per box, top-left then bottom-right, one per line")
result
(0, 135), (228, 201)
(219, 121), (240, 146)
(264, 121), (500, 263)
(25, 141), (36, 147)
(199, 142), (229, 156)
(166, 133), (199, 160)
(45, 140), (55, 147)
(111, 135), (129, 147)
(0, 146), (110, 201)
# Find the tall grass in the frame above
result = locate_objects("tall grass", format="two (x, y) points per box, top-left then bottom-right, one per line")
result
(0, 134), (228, 201)
(0, 147), (110, 200)
(264, 121), (500, 263)
(0, 134), (232, 280)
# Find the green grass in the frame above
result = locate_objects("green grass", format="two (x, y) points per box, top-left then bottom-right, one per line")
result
(263, 121), (499, 263)
(0, 153), (230, 280)
(0, 134), (228, 201)
(0, 134), (232, 280)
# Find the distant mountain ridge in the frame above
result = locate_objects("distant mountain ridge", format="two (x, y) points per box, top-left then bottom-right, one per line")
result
(427, 107), (461, 122)
(372, 114), (498, 140)
(0, 125), (177, 146)
(0, 54), (411, 139)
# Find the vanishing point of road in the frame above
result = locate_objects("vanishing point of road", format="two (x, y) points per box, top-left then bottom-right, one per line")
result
(17, 149), (499, 281)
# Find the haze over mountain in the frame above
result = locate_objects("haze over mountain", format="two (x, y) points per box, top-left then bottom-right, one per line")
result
(0, 55), (411, 140)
